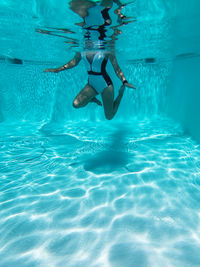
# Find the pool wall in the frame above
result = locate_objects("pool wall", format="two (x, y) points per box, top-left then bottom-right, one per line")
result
(166, 0), (200, 142)
(0, 0), (172, 123)
(0, 61), (170, 123)
(0, 0), (200, 142)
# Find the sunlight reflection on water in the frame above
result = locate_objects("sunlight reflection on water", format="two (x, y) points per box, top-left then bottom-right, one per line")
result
(0, 118), (200, 266)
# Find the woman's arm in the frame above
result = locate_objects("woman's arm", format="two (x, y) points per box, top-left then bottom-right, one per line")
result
(109, 52), (126, 82)
(44, 52), (82, 73)
(109, 53), (136, 89)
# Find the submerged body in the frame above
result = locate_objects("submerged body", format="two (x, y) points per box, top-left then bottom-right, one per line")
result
(44, 49), (135, 120)
(44, 0), (135, 120)
(82, 50), (112, 94)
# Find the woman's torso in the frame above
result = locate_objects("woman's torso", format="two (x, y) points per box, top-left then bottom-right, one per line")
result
(82, 50), (108, 73)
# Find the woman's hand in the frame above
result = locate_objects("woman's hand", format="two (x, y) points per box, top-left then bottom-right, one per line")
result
(124, 82), (136, 89)
(44, 68), (60, 73)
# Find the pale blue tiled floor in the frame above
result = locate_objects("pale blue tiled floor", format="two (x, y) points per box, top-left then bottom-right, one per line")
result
(0, 118), (200, 267)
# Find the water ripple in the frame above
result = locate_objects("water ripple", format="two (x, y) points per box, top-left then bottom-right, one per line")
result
(0, 118), (200, 266)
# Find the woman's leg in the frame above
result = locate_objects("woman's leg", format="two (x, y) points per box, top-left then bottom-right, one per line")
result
(101, 85), (125, 120)
(72, 84), (98, 108)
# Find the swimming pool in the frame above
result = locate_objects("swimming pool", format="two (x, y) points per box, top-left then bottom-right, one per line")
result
(0, 1), (200, 266)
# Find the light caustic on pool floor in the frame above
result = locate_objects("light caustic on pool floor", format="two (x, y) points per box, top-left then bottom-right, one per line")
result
(0, 118), (200, 267)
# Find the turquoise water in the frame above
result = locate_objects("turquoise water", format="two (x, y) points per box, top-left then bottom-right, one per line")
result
(1, 118), (200, 267)
(1, 1), (200, 267)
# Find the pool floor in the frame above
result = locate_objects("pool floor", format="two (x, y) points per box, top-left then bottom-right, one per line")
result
(0, 117), (200, 267)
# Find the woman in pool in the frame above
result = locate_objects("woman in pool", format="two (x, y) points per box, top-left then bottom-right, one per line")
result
(44, 0), (135, 120)
(44, 45), (135, 120)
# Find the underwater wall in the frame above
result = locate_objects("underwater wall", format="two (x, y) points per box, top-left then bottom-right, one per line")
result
(0, 0), (172, 123)
(166, 0), (200, 142)
(0, 0), (199, 136)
